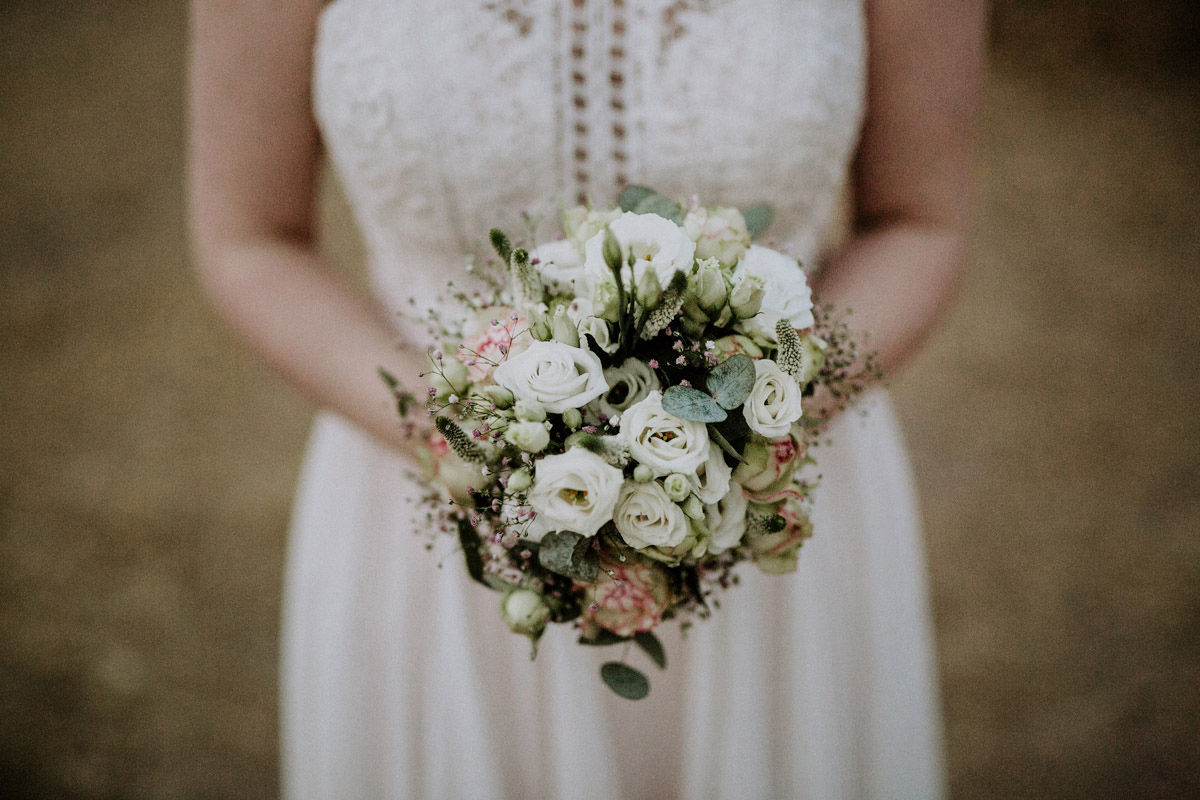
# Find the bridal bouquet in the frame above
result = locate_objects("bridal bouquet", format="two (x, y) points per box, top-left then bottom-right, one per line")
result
(385, 187), (875, 699)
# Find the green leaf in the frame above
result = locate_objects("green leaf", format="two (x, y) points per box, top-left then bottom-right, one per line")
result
(709, 426), (748, 465)
(377, 367), (399, 390)
(578, 629), (628, 647)
(617, 185), (659, 212)
(600, 662), (650, 700)
(662, 385), (728, 423)
(742, 204), (774, 239)
(633, 194), (684, 225)
(456, 517), (488, 587)
(537, 531), (600, 583)
(707, 353), (756, 410)
(634, 632), (667, 669)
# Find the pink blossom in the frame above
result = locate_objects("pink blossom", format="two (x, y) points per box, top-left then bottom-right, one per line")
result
(583, 551), (672, 637)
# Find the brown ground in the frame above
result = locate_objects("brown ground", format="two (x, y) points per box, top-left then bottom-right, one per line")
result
(1, 1), (1197, 798)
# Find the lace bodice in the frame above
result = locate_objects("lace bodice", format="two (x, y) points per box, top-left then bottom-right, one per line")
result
(314, 0), (865, 311)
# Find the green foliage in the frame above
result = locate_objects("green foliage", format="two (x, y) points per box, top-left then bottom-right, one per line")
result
(537, 531), (600, 583)
(661, 385), (728, 423)
(742, 203), (774, 239)
(600, 662), (650, 700)
(489, 228), (512, 262)
(634, 632), (667, 670)
(617, 185), (659, 213)
(434, 416), (486, 463)
(616, 184), (682, 224)
(578, 629), (628, 647)
(775, 319), (804, 380)
(456, 517), (488, 587)
(707, 353), (756, 409)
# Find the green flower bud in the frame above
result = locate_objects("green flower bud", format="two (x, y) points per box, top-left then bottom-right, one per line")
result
(729, 274), (765, 320)
(635, 268), (663, 309)
(591, 280), (622, 324)
(692, 258), (728, 317)
(530, 318), (552, 341)
(633, 464), (654, 483)
(663, 473), (691, 502)
(500, 589), (551, 636)
(480, 384), (515, 409)
(513, 399), (547, 423)
(562, 408), (583, 429)
(602, 229), (624, 274)
(505, 421), (550, 453)
(506, 467), (532, 493)
(550, 306), (581, 347)
(681, 494), (705, 520)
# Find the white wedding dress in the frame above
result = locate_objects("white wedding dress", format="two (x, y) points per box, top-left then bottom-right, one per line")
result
(283, 1), (946, 798)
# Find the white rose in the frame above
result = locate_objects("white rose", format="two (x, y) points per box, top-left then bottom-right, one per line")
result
(566, 297), (617, 354)
(620, 390), (711, 476)
(683, 206), (750, 266)
(614, 480), (690, 550)
(743, 359), (805, 439)
(704, 481), (749, 555)
(531, 239), (585, 295)
(690, 445), (733, 504)
(526, 448), (625, 541)
(582, 212), (696, 296)
(493, 340), (609, 413)
(591, 357), (660, 419)
(732, 245), (814, 342)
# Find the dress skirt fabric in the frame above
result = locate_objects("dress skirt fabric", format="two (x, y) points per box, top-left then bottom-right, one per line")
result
(281, 391), (946, 799)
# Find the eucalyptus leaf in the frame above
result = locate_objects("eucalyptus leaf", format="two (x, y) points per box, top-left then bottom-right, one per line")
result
(633, 196), (683, 225)
(742, 204), (774, 239)
(618, 185), (659, 213)
(578, 629), (628, 647)
(537, 531), (600, 583)
(600, 662), (650, 700)
(707, 353), (756, 410)
(709, 426), (748, 465)
(662, 385), (728, 423)
(633, 632), (667, 670)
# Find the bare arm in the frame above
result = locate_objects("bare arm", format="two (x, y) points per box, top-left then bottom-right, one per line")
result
(188, 0), (423, 455)
(813, 0), (986, 381)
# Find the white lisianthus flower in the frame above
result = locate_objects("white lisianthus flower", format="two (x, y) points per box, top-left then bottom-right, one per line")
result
(683, 206), (751, 266)
(566, 297), (617, 354)
(526, 448), (624, 541)
(704, 481), (749, 555)
(592, 357), (660, 419)
(690, 445), (733, 504)
(531, 239), (585, 295)
(620, 390), (711, 476)
(732, 245), (814, 342)
(493, 340), (609, 413)
(582, 212), (697, 295)
(614, 480), (691, 550)
(743, 359), (805, 439)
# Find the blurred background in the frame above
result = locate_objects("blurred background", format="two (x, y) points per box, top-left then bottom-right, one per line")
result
(1, 0), (1197, 797)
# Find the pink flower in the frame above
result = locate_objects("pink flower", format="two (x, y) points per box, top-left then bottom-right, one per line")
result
(583, 550), (672, 637)
(460, 307), (530, 382)
(746, 498), (813, 574)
